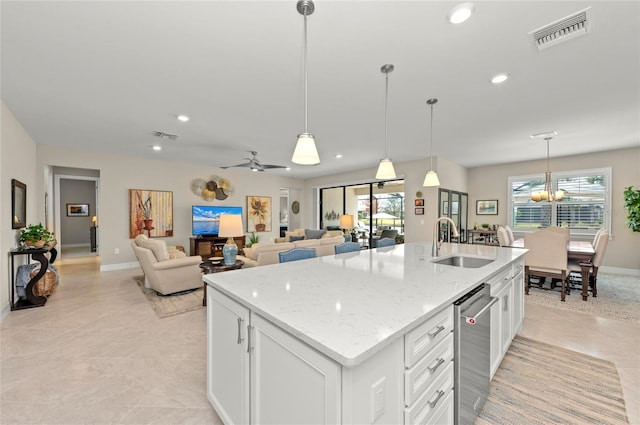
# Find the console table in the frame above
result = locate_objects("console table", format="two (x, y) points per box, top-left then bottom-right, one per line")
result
(9, 244), (58, 310)
(468, 229), (499, 245)
(190, 236), (245, 259)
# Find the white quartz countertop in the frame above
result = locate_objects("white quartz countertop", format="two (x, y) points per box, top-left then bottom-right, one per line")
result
(204, 242), (527, 367)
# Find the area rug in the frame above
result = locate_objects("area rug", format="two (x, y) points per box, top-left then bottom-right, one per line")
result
(525, 272), (640, 323)
(477, 336), (629, 425)
(135, 278), (204, 318)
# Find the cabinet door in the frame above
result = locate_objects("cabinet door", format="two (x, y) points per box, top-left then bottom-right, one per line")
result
(250, 314), (341, 424)
(499, 284), (514, 355)
(207, 289), (250, 425)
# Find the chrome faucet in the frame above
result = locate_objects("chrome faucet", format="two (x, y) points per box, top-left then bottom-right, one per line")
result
(433, 216), (460, 257)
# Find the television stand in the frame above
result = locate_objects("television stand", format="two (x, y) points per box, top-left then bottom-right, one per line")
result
(190, 236), (245, 259)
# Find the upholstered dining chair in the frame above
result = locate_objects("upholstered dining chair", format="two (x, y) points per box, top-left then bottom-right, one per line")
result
(278, 247), (317, 263)
(524, 230), (568, 301)
(497, 226), (510, 246)
(504, 225), (515, 245)
(374, 238), (395, 248)
(334, 242), (361, 254)
(567, 229), (609, 297)
(541, 225), (570, 242)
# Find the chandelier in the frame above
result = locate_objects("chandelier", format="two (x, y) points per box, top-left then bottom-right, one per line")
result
(531, 135), (564, 202)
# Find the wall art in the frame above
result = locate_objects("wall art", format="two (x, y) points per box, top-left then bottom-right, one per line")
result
(129, 189), (173, 238)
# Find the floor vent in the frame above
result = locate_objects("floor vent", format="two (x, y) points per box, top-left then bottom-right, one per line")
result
(530, 8), (591, 51)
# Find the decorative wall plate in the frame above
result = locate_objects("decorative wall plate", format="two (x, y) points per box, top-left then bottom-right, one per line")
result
(291, 201), (300, 214)
(191, 176), (233, 201)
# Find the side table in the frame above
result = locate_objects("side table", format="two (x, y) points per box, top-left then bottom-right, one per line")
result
(199, 259), (244, 306)
(9, 245), (58, 310)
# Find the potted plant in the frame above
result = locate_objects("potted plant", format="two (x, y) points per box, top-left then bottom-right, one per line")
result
(246, 232), (260, 247)
(136, 191), (154, 230)
(20, 223), (55, 247)
(624, 186), (640, 232)
(250, 198), (268, 232)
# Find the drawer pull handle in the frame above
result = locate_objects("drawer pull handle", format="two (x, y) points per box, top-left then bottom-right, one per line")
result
(428, 390), (445, 408)
(247, 325), (253, 353)
(427, 325), (445, 339)
(427, 357), (445, 374)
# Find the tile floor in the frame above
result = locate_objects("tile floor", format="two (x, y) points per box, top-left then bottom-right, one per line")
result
(1, 256), (638, 424)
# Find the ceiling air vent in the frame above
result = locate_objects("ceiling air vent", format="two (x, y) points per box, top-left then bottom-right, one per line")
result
(153, 131), (178, 140)
(530, 7), (591, 51)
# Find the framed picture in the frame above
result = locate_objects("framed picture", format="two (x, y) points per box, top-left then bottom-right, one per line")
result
(129, 189), (174, 238)
(67, 203), (89, 217)
(476, 200), (498, 215)
(415, 207), (424, 215)
(247, 196), (272, 232)
(11, 179), (26, 229)
(415, 199), (424, 206)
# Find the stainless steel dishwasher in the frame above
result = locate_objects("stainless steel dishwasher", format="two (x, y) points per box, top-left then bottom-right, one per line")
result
(453, 283), (498, 425)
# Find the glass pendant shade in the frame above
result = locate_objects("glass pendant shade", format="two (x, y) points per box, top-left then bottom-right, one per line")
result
(292, 133), (320, 165)
(376, 158), (396, 180)
(423, 170), (440, 186)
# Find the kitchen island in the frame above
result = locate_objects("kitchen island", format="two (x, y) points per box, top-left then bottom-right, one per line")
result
(204, 242), (526, 425)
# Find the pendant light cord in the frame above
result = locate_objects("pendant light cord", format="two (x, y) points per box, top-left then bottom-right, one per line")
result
(303, 14), (308, 133)
(384, 70), (389, 158)
(429, 103), (434, 169)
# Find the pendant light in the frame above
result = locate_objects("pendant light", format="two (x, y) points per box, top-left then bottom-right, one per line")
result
(423, 98), (440, 186)
(292, 0), (320, 165)
(531, 135), (564, 202)
(376, 64), (397, 180)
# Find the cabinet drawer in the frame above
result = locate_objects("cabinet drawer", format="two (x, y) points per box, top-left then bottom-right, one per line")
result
(488, 267), (512, 295)
(404, 363), (453, 425)
(405, 306), (453, 368)
(405, 333), (453, 405)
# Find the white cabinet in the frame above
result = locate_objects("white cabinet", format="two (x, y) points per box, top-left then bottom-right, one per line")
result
(208, 289), (341, 425)
(489, 259), (525, 378)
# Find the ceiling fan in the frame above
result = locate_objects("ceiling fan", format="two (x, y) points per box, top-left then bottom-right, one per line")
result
(221, 151), (288, 172)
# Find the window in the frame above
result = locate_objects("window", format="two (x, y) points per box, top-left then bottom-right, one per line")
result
(508, 168), (611, 236)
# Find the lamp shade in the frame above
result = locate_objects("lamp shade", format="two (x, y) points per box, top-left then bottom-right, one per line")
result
(423, 170), (441, 187)
(218, 214), (244, 238)
(376, 158), (396, 180)
(339, 214), (354, 230)
(292, 133), (320, 165)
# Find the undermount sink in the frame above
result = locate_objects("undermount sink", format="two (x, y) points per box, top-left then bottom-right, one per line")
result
(432, 255), (494, 268)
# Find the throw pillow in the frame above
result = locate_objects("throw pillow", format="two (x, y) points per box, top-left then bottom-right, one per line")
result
(139, 238), (169, 261)
(289, 235), (305, 242)
(305, 229), (327, 240)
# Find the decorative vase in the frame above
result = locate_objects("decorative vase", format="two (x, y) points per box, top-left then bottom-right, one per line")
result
(255, 223), (266, 232)
(25, 240), (46, 248)
(222, 240), (238, 266)
(143, 219), (154, 230)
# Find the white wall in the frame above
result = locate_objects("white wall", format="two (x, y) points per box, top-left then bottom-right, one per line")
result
(36, 144), (305, 269)
(468, 147), (640, 271)
(1, 101), (38, 318)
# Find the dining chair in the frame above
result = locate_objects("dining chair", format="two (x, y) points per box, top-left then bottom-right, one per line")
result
(278, 248), (317, 263)
(504, 225), (515, 245)
(567, 229), (608, 297)
(497, 226), (510, 246)
(524, 230), (568, 301)
(591, 228), (605, 248)
(374, 238), (395, 248)
(541, 226), (570, 242)
(334, 242), (360, 254)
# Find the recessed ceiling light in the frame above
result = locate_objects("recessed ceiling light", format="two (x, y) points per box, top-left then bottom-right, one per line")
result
(286, 167), (291, 171)
(491, 73), (509, 84)
(335, 153), (343, 159)
(448, 2), (474, 24)
(177, 115), (190, 122)
(152, 145), (162, 151)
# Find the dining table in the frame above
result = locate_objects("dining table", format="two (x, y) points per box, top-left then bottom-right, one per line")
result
(510, 238), (596, 301)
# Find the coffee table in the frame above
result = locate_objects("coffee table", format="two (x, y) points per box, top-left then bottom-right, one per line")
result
(199, 259), (244, 306)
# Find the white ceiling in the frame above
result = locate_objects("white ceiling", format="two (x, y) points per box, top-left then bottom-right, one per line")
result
(2, 1), (639, 179)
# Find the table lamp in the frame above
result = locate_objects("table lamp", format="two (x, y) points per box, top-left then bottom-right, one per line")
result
(91, 216), (97, 227)
(339, 214), (354, 235)
(219, 214), (244, 266)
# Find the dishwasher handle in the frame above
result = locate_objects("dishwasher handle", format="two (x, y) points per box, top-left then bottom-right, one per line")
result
(461, 296), (498, 324)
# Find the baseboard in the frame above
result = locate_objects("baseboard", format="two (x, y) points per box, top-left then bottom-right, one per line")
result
(600, 266), (640, 277)
(62, 243), (91, 248)
(100, 262), (139, 272)
(0, 302), (11, 322)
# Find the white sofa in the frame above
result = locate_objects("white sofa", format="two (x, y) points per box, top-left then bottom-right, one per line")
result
(275, 228), (344, 243)
(238, 235), (345, 268)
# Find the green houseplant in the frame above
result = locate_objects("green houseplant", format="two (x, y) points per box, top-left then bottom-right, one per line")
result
(624, 186), (640, 232)
(20, 223), (55, 247)
(246, 232), (260, 247)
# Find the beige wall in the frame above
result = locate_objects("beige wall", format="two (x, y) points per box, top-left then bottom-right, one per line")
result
(1, 101), (38, 317)
(468, 147), (640, 270)
(36, 145), (305, 270)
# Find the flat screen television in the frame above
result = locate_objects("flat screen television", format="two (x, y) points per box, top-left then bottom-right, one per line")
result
(192, 205), (242, 237)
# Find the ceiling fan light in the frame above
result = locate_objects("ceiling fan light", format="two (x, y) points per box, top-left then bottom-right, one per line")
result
(448, 2), (474, 24)
(423, 170), (441, 187)
(292, 133), (320, 165)
(376, 158), (396, 180)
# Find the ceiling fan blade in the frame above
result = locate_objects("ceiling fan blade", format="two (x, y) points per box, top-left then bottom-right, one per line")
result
(221, 162), (251, 169)
(261, 164), (288, 169)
